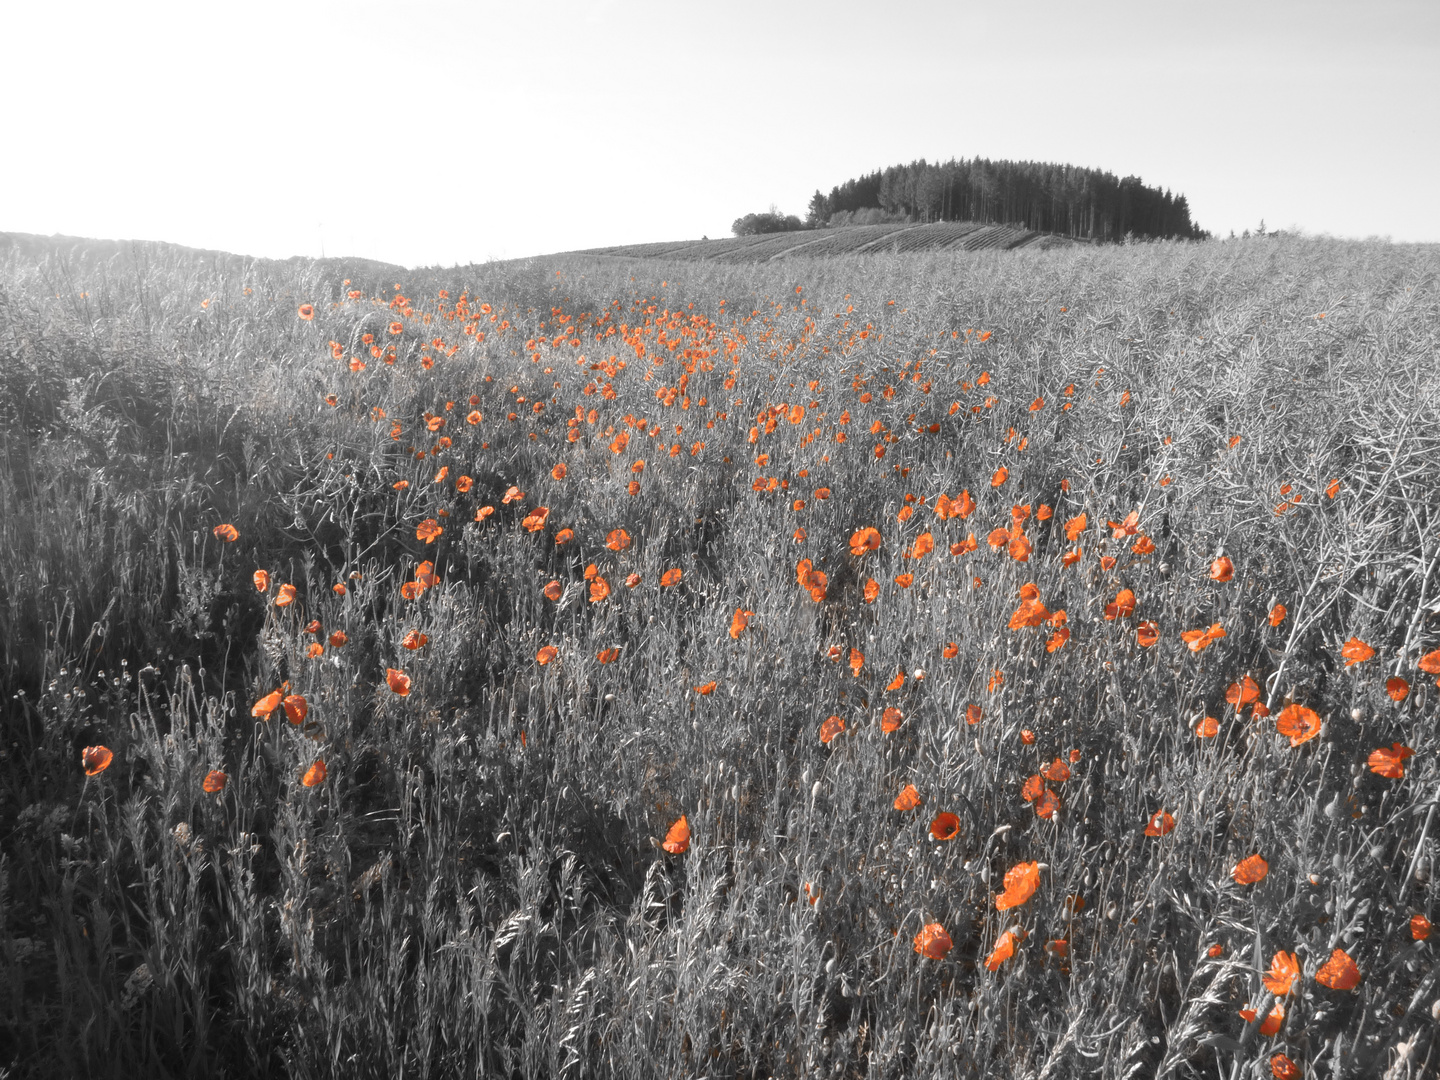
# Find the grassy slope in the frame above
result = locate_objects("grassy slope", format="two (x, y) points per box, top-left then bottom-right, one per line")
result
(1, 232), (1439, 1079)
(571, 221), (1071, 263)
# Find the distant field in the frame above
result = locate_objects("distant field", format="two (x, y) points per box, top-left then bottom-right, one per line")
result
(1, 231), (1438, 1080)
(574, 220), (1081, 262)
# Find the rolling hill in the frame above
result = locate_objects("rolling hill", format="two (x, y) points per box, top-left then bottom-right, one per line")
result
(573, 220), (1084, 263)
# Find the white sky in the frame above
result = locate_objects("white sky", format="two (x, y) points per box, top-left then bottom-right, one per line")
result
(4, 0), (1436, 266)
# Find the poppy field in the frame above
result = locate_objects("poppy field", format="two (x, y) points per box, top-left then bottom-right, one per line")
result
(2, 232), (1439, 1079)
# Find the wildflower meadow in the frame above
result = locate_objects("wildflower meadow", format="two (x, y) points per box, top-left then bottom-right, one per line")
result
(1, 230), (1438, 1079)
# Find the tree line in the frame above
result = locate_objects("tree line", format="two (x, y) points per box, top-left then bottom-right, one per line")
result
(739, 158), (1206, 241)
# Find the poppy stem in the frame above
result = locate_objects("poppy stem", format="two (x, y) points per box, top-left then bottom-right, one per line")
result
(1262, 559), (1329, 713)
(1393, 542), (1440, 677)
(1398, 777), (1440, 907)
(69, 775), (91, 838)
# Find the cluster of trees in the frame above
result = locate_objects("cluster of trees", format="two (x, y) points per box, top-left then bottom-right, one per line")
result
(805, 158), (1207, 241)
(731, 208), (805, 236)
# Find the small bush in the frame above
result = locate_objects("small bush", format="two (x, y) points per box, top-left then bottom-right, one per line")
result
(732, 209), (805, 236)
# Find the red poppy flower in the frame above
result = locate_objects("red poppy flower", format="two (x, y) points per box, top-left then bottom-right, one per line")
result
(849, 527), (882, 556)
(929, 813), (960, 841)
(1263, 951), (1300, 996)
(1340, 637), (1376, 667)
(992, 862), (1038, 911)
(1144, 809), (1175, 837)
(1275, 704), (1322, 747)
(984, 927), (1023, 971)
(1367, 742), (1413, 779)
(282, 694), (308, 725)
(82, 745), (114, 776)
(251, 688), (284, 718)
(662, 815), (690, 854)
(1314, 948), (1360, 990)
(1233, 854), (1269, 885)
(914, 922), (953, 960)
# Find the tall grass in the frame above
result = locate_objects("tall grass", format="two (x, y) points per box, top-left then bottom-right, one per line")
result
(1, 231), (1438, 1079)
